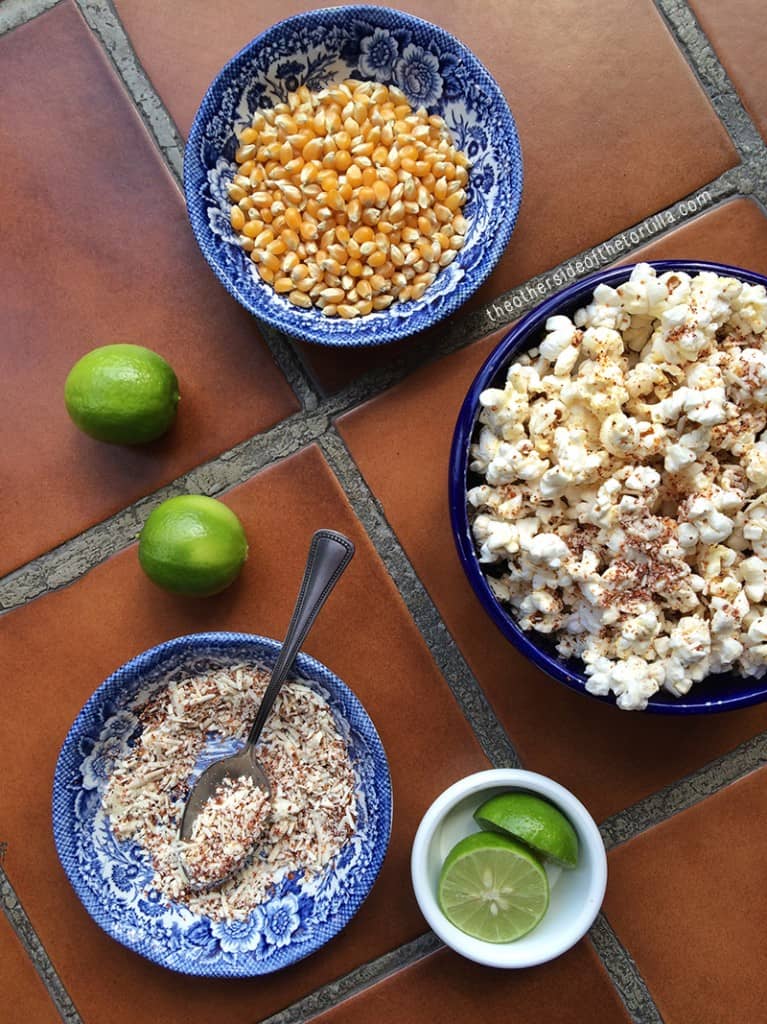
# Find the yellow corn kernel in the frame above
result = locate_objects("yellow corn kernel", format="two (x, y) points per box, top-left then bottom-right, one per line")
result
(288, 289), (312, 308)
(352, 226), (375, 245)
(239, 126), (259, 146)
(281, 228), (299, 251)
(235, 143), (257, 163)
(301, 137), (324, 162)
(241, 220), (263, 239)
(282, 251), (300, 273)
(325, 242), (347, 265)
(345, 164), (363, 188)
(358, 186), (376, 209)
(445, 189), (466, 212)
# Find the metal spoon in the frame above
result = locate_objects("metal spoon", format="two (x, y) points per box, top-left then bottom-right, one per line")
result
(178, 528), (355, 879)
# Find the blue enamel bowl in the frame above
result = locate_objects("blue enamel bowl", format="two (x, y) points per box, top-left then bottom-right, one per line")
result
(184, 5), (523, 346)
(449, 260), (767, 714)
(52, 632), (392, 975)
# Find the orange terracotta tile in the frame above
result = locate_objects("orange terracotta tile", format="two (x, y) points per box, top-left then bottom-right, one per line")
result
(689, 0), (767, 144)
(113, 0), (737, 393)
(311, 944), (631, 1024)
(604, 768), (767, 1024)
(0, 2), (298, 578)
(338, 200), (767, 822)
(0, 445), (487, 1023)
(0, 914), (61, 1024)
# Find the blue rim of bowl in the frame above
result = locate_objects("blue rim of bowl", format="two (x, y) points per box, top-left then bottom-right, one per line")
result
(52, 632), (393, 975)
(449, 259), (767, 714)
(183, 4), (523, 347)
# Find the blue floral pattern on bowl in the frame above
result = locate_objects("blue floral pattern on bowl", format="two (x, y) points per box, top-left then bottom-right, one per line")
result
(52, 633), (393, 975)
(184, 6), (523, 347)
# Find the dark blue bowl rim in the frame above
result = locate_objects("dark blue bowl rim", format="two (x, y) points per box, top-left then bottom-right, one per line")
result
(51, 631), (393, 975)
(449, 259), (767, 714)
(183, 4), (524, 347)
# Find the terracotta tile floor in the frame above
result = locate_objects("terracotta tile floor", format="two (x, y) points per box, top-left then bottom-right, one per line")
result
(0, 914), (60, 1024)
(3, 1), (767, 1021)
(603, 767), (767, 1024)
(690, 0), (767, 144)
(308, 945), (632, 1024)
(112, 0), (738, 394)
(0, 1), (298, 577)
(338, 198), (767, 822)
(0, 445), (488, 1024)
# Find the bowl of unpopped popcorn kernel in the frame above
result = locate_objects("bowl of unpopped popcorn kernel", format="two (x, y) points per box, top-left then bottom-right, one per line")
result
(184, 6), (523, 346)
(449, 260), (767, 713)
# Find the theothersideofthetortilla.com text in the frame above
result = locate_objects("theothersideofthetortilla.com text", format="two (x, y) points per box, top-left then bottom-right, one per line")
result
(486, 190), (713, 324)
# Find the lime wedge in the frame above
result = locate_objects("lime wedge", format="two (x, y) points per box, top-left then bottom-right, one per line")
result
(437, 832), (549, 942)
(474, 792), (579, 869)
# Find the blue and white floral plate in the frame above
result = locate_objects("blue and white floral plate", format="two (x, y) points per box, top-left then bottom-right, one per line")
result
(184, 5), (523, 346)
(52, 633), (393, 976)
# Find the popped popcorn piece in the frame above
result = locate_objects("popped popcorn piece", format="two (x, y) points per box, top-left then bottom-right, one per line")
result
(469, 263), (767, 709)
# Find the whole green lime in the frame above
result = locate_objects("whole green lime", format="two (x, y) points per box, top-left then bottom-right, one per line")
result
(64, 343), (179, 444)
(138, 495), (248, 596)
(474, 792), (579, 869)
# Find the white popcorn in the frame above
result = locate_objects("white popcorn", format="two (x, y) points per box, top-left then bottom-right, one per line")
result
(745, 441), (767, 489)
(469, 264), (767, 710)
(540, 316), (578, 361)
(526, 533), (570, 568)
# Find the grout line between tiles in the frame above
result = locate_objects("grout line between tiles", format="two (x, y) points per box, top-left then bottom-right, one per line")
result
(654, 0), (767, 169)
(257, 932), (443, 1024)
(600, 730), (767, 850)
(0, 408), (330, 613)
(318, 430), (520, 769)
(589, 915), (665, 1024)
(0, 0), (62, 35)
(73, 0), (185, 182)
(0, 864), (83, 1024)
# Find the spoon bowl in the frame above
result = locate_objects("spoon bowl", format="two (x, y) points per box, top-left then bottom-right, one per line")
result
(177, 529), (355, 886)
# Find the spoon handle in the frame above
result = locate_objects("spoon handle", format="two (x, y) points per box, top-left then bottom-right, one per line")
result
(246, 529), (355, 748)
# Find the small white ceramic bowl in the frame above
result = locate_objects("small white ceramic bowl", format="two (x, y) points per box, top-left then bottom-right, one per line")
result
(411, 769), (606, 968)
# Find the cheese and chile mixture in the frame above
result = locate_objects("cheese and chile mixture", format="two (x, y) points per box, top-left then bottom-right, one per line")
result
(180, 776), (271, 889)
(468, 264), (767, 710)
(103, 665), (356, 921)
(228, 79), (469, 318)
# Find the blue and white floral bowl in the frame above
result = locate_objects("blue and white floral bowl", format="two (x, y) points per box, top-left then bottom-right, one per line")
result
(52, 633), (392, 976)
(184, 6), (523, 346)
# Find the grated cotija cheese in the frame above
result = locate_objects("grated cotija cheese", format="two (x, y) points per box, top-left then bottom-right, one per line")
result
(180, 775), (272, 889)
